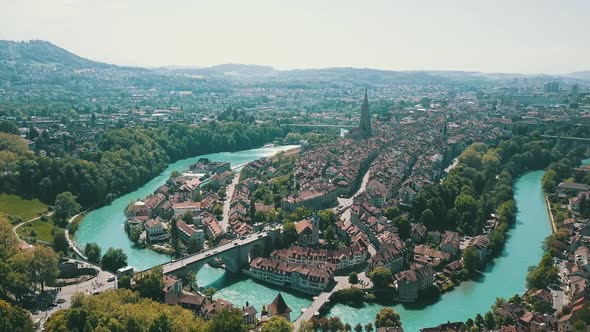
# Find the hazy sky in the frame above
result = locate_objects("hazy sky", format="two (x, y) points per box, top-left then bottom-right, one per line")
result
(0, 0), (588, 74)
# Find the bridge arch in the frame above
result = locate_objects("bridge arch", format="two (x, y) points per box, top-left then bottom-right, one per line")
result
(247, 243), (264, 263)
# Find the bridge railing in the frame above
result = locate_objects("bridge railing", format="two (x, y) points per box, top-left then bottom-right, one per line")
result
(135, 230), (272, 275)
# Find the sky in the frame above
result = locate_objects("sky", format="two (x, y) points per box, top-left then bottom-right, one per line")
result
(0, 0), (588, 74)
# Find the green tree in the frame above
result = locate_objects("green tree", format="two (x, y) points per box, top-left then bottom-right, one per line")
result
(420, 209), (435, 228)
(463, 246), (479, 274)
(354, 323), (363, 332)
(31, 246), (59, 292)
(204, 287), (216, 300)
(212, 204), (223, 217)
(170, 219), (179, 258)
(574, 320), (587, 332)
(281, 222), (298, 247)
(101, 247), (128, 272)
(207, 308), (246, 332)
(53, 228), (69, 254)
(182, 212), (193, 224)
(393, 216), (411, 240)
(475, 313), (484, 329)
(54, 192), (81, 222)
(348, 272), (359, 284)
(369, 267), (393, 289)
(364, 322), (373, 332)
(188, 237), (202, 254)
(84, 242), (102, 264)
(542, 169), (558, 193)
(261, 315), (293, 332)
(384, 207), (400, 220)
(117, 275), (131, 289)
(0, 299), (34, 331)
(0, 120), (19, 134)
(526, 253), (558, 289)
(149, 313), (172, 332)
(375, 308), (401, 328)
(484, 311), (495, 330)
(135, 267), (164, 301)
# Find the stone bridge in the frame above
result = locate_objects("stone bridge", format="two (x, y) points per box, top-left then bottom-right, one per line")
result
(137, 228), (281, 278)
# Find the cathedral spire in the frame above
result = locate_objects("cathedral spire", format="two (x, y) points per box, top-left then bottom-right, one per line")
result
(360, 89), (372, 137)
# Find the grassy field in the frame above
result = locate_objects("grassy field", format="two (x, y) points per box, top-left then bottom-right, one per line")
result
(17, 217), (57, 244)
(0, 194), (48, 221)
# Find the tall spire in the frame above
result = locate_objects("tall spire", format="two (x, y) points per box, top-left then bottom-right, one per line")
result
(360, 89), (372, 137)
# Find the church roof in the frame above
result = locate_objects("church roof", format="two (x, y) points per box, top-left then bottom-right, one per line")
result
(268, 293), (292, 315)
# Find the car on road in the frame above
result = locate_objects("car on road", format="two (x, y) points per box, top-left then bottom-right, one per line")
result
(107, 276), (115, 282)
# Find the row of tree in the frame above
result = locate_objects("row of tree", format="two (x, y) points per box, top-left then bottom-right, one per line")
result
(412, 135), (581, 274)
(0, 122), (286, 208)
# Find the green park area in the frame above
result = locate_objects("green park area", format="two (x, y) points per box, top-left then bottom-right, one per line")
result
(16, 217), (57, 244)
(0, 193), (48, 222)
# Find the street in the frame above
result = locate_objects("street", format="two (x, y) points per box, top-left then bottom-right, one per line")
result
(31, 260), (116, 329)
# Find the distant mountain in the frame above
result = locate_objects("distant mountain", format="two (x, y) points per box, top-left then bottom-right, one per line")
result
(0, 40), (114, 70)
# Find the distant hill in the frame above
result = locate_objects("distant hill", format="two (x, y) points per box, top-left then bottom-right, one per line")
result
(1, 39), (586, 91)
(167, 63), (275, 77)
(0, 40), (114, 70)
(567, 71), (590, 81)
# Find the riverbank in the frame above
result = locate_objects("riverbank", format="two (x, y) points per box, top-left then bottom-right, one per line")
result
(75, 145), (299, 271)
(544, 193), (557, 233)
(325, 170), (552, 331)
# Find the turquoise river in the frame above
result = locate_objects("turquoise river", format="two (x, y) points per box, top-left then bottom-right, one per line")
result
(76, 147), (554, 330)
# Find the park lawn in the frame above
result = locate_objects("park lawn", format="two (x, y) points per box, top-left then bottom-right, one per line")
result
(0, 194), (48, 221)
(17, 218), (57, 244)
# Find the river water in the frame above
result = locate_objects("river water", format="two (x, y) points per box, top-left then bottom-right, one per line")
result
(327, 170), (551, 330)
(75, 145), (299, 270)
(76, 149), (554, 328)
(74, 145), (312, 319)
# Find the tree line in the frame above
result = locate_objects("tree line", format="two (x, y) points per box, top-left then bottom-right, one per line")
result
(412, 134), (582, 270)
(0, 122), (286, 208)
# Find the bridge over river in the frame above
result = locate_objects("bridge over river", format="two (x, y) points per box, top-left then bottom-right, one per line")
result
(136, 228), (281, 278)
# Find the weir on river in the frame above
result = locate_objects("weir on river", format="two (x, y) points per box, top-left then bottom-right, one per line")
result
(76, 147), (553, 329)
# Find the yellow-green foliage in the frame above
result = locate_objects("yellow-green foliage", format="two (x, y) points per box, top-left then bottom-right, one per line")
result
(45, 289), (207, 332)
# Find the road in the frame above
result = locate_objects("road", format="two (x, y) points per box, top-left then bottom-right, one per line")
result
(220, 172), (241, 232)
(152, 231), (269, 275)
(293, 272), (372, 330)
(65, 213), (87, 260)
(337, 170), (371, 208)
(32, 260), (116, 329)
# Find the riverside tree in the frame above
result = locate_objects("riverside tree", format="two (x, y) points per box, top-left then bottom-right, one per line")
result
(54, 192), (81, 222)
(101, 247), (128, 272)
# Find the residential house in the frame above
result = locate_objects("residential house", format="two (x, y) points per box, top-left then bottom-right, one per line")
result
(396, 264), (435, 302)
(144, 217), (169, 243)
(440, 231), (460, 257)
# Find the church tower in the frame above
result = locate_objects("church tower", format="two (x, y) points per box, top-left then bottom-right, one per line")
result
(360, 89), (372, 137)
